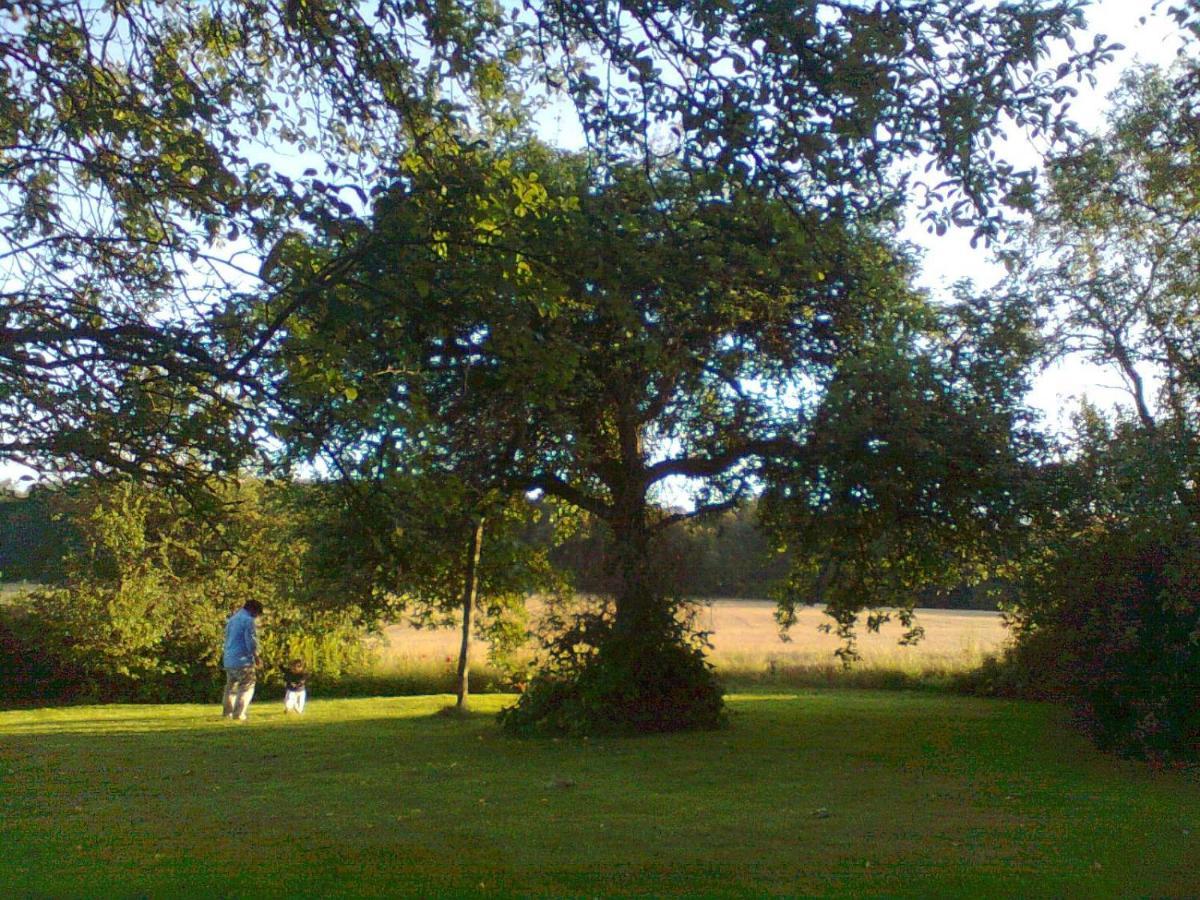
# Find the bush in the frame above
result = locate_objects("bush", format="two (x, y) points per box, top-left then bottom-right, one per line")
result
(0, 605), (89, 702)
(1, 479), (374, 704)
(501, 598), (725, 736)
(975, 527), (1200, 762)
(954, 627), (1070, 702)
(16, 584), (372, 704)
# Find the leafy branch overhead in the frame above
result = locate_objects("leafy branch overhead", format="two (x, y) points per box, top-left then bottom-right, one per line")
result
(3, 0), (1111, 483)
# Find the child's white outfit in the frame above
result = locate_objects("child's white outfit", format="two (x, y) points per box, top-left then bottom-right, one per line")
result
(283, 667), (307, 713)
(284, 686), (306, 713)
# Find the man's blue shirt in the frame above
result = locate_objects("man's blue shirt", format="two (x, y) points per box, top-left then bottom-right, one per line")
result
(223, 608), (259, 669)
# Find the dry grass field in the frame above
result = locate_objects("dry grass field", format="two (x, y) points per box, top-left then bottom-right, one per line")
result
(375, 600), (1009, 683)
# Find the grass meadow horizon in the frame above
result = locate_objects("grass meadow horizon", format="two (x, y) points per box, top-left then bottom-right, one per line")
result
(2, 582), (1006, 677)
(3, 585), (1009, 702)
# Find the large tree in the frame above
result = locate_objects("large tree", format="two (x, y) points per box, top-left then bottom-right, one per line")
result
(256, 2), (1119, 734)
(268, 138), (1041, 732)
(987, 61), (1200, 759)
(1011, 64), (1200, 519)
(5, 1), (1119, 733)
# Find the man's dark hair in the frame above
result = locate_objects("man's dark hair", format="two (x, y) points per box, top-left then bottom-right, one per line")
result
(244, 600), (264, 617)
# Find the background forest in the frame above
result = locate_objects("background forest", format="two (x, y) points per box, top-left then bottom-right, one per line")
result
(4, 484), (997, 606)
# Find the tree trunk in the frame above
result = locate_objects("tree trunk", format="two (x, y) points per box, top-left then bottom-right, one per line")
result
(594, 490), (723, 733)
(455, 515), (485, 710)
(609, 408), (659, 635)
(608, 466), (660, 637)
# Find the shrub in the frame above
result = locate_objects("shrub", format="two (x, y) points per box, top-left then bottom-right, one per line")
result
(4, 479), (373, 704)
(501, 597), (725, 736)
(0, 605), (88, 702)
(979, 526), (1200, 762)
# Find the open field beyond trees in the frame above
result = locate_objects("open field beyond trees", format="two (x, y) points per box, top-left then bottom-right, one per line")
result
(375, 602), (1009, 689)
(2, 692), (1197, 897)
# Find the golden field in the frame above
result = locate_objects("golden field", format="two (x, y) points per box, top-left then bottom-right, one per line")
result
(375, 600), (1009, 680)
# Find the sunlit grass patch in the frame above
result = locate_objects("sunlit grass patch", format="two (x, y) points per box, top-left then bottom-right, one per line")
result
(711, 643), (997, 691)
(325, 655), (516, 698)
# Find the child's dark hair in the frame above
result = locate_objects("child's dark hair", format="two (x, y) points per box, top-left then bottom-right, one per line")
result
(288, 658), (305, 673)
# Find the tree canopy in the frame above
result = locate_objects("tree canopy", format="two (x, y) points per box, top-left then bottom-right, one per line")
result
(264, 130), (1051, 730)
(2, 0), (1114, 485)
(1, 0), (513, 480)
(972, 58), (1200, 761)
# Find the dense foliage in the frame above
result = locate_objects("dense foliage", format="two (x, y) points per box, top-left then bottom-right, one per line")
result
(2, 0), (1108, 486)
(0, 484), (76, 582)
(1, 0), (519, 482)
(1005, 520), (1200, 761)
(545, 501), (792, 600)
(971, 414), (1200, 761)
(500, 596), (724, 736)
(1, 480), (371, 702)
(759, 285), (1041, 658)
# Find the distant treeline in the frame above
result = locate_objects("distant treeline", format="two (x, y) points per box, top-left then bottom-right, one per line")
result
(540, 501), (792, 600)
(0, 486), (75, 582)
(0, 485), (999, 609)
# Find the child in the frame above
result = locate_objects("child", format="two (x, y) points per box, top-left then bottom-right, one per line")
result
(282, 658), (307, 714)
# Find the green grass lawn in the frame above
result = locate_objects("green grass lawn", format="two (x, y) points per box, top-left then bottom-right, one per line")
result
(1, 691), (1196, 897)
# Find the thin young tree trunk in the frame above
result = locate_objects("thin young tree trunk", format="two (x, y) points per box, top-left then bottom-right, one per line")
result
(455, 515), (485, 710)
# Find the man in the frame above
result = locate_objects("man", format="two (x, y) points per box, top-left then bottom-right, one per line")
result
(222, 599), (263, 720)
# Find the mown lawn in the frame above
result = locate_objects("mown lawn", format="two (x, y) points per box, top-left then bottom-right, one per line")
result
(1, 691), (1196, 897)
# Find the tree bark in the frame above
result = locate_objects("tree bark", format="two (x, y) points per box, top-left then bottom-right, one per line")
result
(614, 468), (662, 638)
(455, 515), (485, 710)
(609, 403), (657, 637)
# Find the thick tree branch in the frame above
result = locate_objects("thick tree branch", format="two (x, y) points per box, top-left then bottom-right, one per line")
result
(652, 496), (742, 532)
(527, 472), (613, 521)
(644, 436), (804, 486)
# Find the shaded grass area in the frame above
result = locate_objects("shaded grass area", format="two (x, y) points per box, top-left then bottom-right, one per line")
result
(2, 692), (1197, 896)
